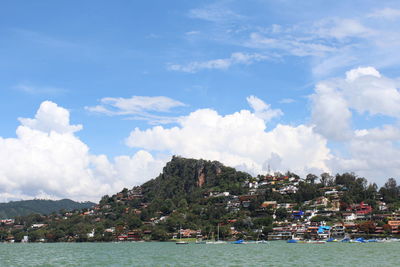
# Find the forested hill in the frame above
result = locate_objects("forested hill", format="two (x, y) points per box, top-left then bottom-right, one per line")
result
(2, 156), (400, 243)
(0, 199), (95, 218)
(140, 156), (252, 203)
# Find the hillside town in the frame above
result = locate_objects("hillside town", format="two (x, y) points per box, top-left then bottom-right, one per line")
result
(1, 158), (400, 243)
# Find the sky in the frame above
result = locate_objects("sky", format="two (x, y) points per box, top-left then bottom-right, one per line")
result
(1, 0), (400, 202)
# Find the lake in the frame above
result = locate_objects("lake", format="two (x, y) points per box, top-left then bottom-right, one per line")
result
(1, 241), (399, 267)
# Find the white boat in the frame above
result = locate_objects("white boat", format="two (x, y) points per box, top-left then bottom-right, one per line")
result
(206, 224), (227, 244)
(176, 225), (188, 245)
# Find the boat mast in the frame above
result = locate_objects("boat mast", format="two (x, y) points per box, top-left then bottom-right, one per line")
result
(217, 223), (220, 241)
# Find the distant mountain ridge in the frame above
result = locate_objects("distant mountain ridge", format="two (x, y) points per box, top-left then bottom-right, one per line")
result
(0, 199), (95, 218)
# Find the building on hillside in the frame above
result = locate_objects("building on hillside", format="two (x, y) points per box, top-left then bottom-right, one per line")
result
(304, 210), (318, 221)
(292, 211), (304, 220)
(179, 229), (201, 238)
(317, 226), (331, 239)
(209, 191), (230, 197)
(277, 203), (295, 211)
(331, 223), (345, 237)
(387, 221), (400, 234)
(117, 234), (128, 241)
(279, 185), (298, 194)
(343, 222), (357, 233)
(0, 219), (15, 225)
(342, 212), (357, 221)
(261, 201), (277, 209)
(268, 226), (292, 240)
(346, 202), (373, 215)
(377, 201), (387, 211)
(314, 196), (329, 207)
(31, 224), (46, 229)
(127, 231), (142, 241)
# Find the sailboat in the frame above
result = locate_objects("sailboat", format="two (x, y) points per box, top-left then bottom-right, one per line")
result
(206, 224), (226, 244)
(176, 225), (188, 245)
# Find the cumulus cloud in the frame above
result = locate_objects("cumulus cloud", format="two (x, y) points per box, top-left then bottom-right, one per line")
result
(343, 68), (400, 117)
(19, 101), (82, 134)
(311, 82), (353, 141)
(345, 66), (381, 81)
(168, 52), (269, 73)
(0, 101), (166, 202)
(312, 67), (400, 141)
(246, 95), (283, 122)
(5, 68), (400, 202)
(86, 96), (186, 124)
(311, 67), (400, 183)
(126, 107), (330, 176)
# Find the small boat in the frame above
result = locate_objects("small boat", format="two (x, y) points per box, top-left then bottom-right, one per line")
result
(176, 225), (189, 245)
(176, 240), (189, 245)
(306, 240), (326, 244)
(326, 238), (338, 242)
(206, 240), (227, 244)
(206, 224), (227, 244)
(349, 238), (367, 243)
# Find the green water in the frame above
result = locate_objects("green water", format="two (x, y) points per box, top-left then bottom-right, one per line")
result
(0, 241), (399, 267)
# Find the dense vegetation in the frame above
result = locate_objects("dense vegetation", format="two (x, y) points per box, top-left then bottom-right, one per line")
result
(1, 156), (399, 242)
(0, 199), (95, 218)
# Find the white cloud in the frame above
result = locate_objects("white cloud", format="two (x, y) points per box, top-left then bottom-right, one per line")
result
(313, 18), (374, 40)
(311, 82), (353, 141)
(182, 3), (400, 78)
(312, 67), (400, 140)
(345, 66), (381, 81)
(188, 5), (243, 23)
(5, 68), (400, 202)
(343, 67), (400, 117)
(19, 101), (82, 134)
(168, 52), (269, 73)
(86, 96), (186, 124)
(311, 67), (400, 184)
(246, 95), (283, 122)
(15, 84), (67, 95)
(279, 98), (295, 104)
(329, 137), (400, 182)
(368, 8), (400, 20)
(126, 106), (330, 176)
(186, 31), (200, 36)
(236, 14), (400, 76)
(355, 125), (400, 141)
(0, 101), (167, 202)
(247, 32), (337, 57)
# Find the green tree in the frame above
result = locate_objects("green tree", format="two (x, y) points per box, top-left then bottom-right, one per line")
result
(380, 178), (399, 203)
(151, 227), (169, 241)
(306, 174), (318, 184)
(127, 215), (142, 229)
(275, 208), (288, 220)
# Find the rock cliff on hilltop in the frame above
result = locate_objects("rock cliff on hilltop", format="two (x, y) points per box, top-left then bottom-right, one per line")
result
(141, 156), (251, 203)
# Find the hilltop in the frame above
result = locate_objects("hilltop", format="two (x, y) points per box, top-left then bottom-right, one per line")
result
(0, 199), (95, 218)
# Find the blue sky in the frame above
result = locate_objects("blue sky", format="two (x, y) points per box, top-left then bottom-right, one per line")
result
(1, 0), (400, 201)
